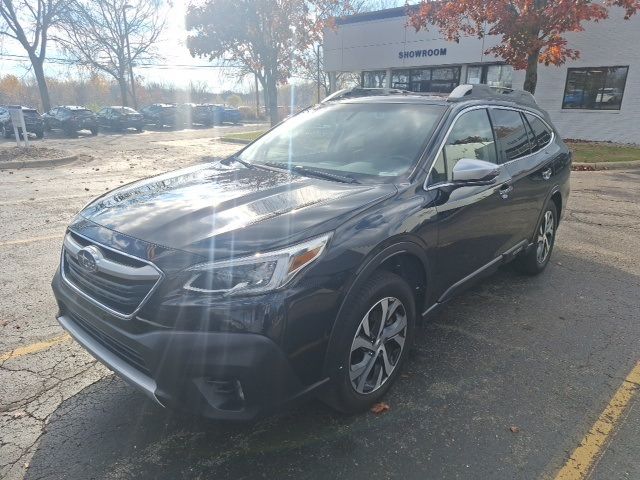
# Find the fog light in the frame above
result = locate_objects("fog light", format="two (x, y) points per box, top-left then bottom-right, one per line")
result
(196, 378), (245, 411)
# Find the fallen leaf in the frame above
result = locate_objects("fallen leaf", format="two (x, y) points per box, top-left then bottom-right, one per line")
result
(509, 426), (520, 433)
(12, 410), (27, 419)
(370, 402), (390, 414)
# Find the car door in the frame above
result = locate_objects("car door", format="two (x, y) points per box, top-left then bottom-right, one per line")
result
(490, 108), (559, 242)
(424, 107), (521, 300)
(97, 108), (108, 127)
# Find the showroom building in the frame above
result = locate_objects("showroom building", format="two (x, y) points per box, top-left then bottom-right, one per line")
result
(323, 7), (640, 143)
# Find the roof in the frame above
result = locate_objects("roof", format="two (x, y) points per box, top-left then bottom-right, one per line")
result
(322, 86), (542, 111)
(335, 6), (416, 26)
(61, 105), (91, 110)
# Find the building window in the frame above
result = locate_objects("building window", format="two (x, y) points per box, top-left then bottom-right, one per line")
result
(391, 70), (410, 90)
(362, 70), (387, 88)
(466, 64), (513, 88)
(562, 66), (628, 110)
(391, 66), (461, 93)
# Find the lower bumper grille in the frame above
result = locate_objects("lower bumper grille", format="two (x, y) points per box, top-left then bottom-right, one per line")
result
(69, 312), (151, 377)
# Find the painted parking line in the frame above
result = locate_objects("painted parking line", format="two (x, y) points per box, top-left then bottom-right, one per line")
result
(0, 333), (71, 362)
(0, 234), (61, 247)
(553, 361), (640, 480)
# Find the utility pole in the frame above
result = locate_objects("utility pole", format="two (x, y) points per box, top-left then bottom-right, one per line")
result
(316, 43), (322, 103)
(123, 4), (138, 109)
(254, 73), (260, 119)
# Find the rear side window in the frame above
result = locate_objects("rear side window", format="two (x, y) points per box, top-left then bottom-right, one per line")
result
(524, 113), (553, 152)
(490, 109), (532, 162)
(430, 108), (497, 184)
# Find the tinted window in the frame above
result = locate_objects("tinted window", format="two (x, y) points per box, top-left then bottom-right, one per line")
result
(491, 109), (532, 162)
(562, 66), (628, 110)
(524, 113), (552, 152)
(430, 108), (497, 184)
(239, 103), (445, 181)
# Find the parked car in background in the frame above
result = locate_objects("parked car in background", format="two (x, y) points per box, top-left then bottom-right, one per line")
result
(206, 104), (242, 125)
(52, 85), (571, 420)
(0, 105), (44, 139)
(140, 104), (178, 128)
(96, 106), (144, 132)
(43, 106), (99, 136)
(221, 105), (242, 124)
(177, 103), (214, 127)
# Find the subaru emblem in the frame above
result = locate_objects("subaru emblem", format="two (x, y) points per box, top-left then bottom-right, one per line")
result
(77, 246), (101, 273)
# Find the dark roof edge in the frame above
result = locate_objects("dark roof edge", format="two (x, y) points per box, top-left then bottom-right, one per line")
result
(335, 5), (418, 26)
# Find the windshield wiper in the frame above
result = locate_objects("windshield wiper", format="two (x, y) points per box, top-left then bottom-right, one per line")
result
(263, 162), (359, 184)
(223, 155), (254, 169)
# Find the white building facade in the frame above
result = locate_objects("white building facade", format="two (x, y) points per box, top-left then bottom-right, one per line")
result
(323, 7), (640, 144)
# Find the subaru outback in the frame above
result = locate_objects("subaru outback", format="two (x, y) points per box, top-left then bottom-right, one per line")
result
(52, 85), (571, 420)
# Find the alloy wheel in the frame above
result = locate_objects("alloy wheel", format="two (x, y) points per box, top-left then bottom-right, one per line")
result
(536, 210), (554, 264)
(349, 297), (407, 395)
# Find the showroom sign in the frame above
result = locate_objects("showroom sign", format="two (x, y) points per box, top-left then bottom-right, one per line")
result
(398, 48), (447, 59)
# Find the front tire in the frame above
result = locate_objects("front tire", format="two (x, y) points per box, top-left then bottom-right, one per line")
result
(322, 271), (415, 413)
(514, 201), (558, 275)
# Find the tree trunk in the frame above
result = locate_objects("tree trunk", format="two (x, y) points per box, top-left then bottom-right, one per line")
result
(265, 73), (278, 126)
(523, 50), (540, 95)
(118, 77), (129, 106)
(31, 57), (51, 112)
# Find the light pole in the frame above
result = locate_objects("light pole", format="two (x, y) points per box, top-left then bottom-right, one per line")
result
(316, 43), (322, 103)
(123, 4), (137, 109)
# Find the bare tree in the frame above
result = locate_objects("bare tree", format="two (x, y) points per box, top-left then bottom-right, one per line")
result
(57, 0), (166, 106)
(0, 0), (67, 111)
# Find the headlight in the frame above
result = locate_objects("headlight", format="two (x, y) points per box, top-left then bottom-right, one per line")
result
(184, 233), (332, 296)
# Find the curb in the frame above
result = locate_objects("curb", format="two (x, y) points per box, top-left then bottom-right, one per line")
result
(218, 138), (252, 145)
(0, 155), (79, 170)
(572, 160), (640, 171)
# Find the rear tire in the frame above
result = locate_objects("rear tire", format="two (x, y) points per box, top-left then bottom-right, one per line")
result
(90, 127), (99, 136)
(2, 124), (10, 139)
(321, 271), (415, 413)
(35, 129), (44, 139)
(513, 201), (558, 275)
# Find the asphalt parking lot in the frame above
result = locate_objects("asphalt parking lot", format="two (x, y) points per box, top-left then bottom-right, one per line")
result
(0, 128), (638, 480)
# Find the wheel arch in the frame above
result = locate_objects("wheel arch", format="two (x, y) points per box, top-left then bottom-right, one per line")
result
(322, 238), (432, 377)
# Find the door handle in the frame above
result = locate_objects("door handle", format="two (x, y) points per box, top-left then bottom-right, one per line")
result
(542, 168), (552, 180)
(498, 183), (513, 200)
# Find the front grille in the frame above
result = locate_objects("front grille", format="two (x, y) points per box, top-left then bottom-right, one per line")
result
(61, 232), (162, 317)
(69, 312), (151, 377)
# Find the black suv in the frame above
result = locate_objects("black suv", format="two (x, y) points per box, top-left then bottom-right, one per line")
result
(43, 106), (99, 136)
(0, 105), (44, 139)
(52, 85), (571, 420)
(140, 103), (178, 128)
(96, 106), (145, 132)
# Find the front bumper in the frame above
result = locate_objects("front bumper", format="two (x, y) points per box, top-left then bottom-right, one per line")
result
(52, 271), (318, 420)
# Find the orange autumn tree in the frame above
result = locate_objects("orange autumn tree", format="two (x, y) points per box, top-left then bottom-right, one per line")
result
(408, 0), (640, 94)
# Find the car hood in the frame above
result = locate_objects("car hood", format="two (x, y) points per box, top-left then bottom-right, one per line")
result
(79, 162), (396, 259)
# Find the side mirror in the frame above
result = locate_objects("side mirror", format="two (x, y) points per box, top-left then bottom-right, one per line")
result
(451, 158), (500, 184)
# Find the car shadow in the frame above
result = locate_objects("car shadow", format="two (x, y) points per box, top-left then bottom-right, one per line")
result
(25, 253), (640, 480)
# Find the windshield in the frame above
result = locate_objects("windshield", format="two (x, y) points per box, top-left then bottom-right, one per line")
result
(238, 102), (444, 181)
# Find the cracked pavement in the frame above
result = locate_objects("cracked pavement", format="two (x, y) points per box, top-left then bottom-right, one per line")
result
(1, 128), (639, 479)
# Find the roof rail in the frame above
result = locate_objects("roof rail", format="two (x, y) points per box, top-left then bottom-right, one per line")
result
(448, 84), (537, 106)
(321, 87), (409, 103)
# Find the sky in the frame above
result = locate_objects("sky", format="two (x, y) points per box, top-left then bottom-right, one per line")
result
(0, 0), (405, 93)
(0, 0), (250, 92)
